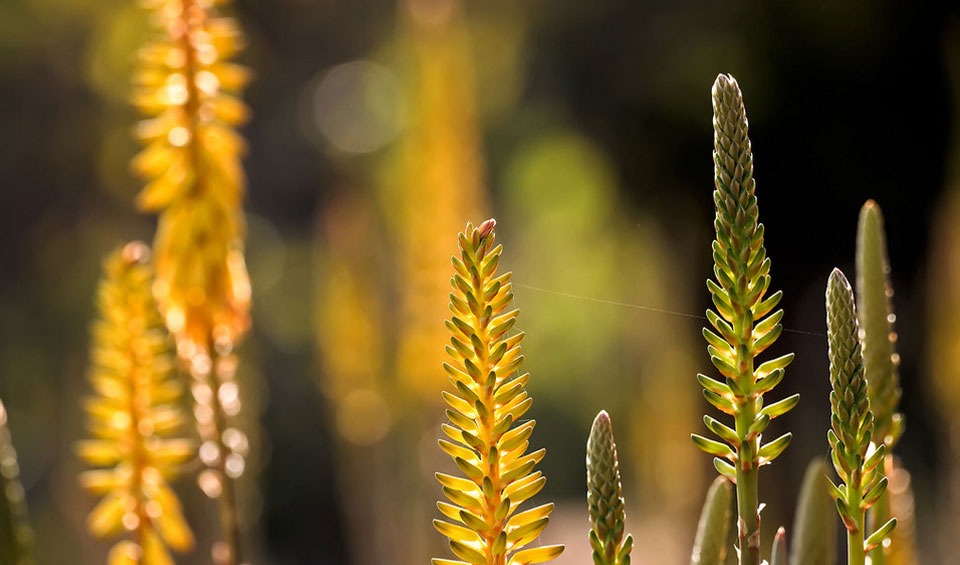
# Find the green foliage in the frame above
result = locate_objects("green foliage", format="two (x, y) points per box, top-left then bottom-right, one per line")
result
(586, 411), (633, 565)
(689, 476), (732, 565)
(0, 399), (33, 565)
(825, 269), (895, 565)
(433, 219), (563, 565)
(692, 73), (796, 565)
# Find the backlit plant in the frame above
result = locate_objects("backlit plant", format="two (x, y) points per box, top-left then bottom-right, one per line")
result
(855, 201), (915, 564)
(131, 0), (253, 349)
(586, 411), (633, 565)
(130, 0), (253, 561)
(0, 22), (927, 558)
(432, 219), (564, 565)
(825, 268), (897, 564)
(691, 73), (798, 565)
(77, 243), (195, 564)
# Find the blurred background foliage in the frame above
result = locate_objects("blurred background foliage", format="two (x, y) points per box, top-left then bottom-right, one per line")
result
(1, 0), (959, 563)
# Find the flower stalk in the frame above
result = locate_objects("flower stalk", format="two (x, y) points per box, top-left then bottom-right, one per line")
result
(433, 219), (563, 565)
(824, 268), (896, 565)
(855, 200), (906, 565)
(77, 243), (195, 564)
(130, 0), (253, 561)
(587, 411), (633, 565)
(692, 73), (797, 565)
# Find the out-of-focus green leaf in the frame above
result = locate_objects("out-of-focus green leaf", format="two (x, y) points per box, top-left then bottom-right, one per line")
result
(690, 476), (732, 565)
(790, 458), (836, 565)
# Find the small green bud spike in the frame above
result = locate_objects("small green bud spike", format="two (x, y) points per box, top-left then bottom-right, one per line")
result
(789, 458), (836, 565)
(0, 399), (33, 565)
(770, 528), (787, 565)
(690, 476), (733, 565)
(825, 269), (895, 565)
(587, 411), (633, 565)
(695, 72), (796, 565)
(855, 200), (904, 449)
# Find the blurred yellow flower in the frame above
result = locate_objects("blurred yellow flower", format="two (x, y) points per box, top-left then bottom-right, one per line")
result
(77, 242), (195, 564)
(131, 0), (252, 352)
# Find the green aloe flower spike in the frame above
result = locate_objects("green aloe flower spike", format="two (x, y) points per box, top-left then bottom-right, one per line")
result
(587, 411), (633, 565)
(0, 399), (33, 565)
(825, 269), (896, 565)
(789, 458), (836, 565)
(855, 200), (905, 565)
(692, 73), (798, 565)
(690, 476), (733, 565)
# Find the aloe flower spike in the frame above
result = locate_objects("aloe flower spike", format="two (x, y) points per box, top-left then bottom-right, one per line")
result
(855, 200), (904, 449)
(856, 200), (908, 565)
(825, 268), (896, 565)
(693, 73), (797, 565)
(433, 219), (564, 565)
(587, 411), (633, 565)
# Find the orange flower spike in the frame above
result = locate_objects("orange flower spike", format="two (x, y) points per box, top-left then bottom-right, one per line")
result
(433, 220), (564, 565)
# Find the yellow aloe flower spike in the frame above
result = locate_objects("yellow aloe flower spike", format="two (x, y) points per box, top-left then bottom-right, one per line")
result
(131, 0), (252, 349)
(130, 2), (252, 561)
(433, 219), (564, 565)
(77, 242), (195, 564)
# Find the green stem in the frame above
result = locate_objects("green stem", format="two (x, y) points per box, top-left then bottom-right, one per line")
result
(735, 304), (760, 565)
(735, 466), (760, 565)
(847, 524), (865, 565)
(847, 483), (865, 565)
(735, 402), (760, 565)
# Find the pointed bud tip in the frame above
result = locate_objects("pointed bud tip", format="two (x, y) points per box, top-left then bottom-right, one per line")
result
(478, 218), (496, 238)
(122, 241), (151, 264)
(712, 73), (740, 95)
(858, 199), (884, 228)
(593, 410), (612, 428)
(828, 268), (850, 288)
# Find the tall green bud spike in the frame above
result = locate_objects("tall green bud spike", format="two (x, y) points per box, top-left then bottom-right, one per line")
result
(693, 73), (797, 565)
(690, 476), (733, 565)
(789, 458), (836, 565)
(825, 269), (896, 565)
(856, 200), (905, 565)
(587, 411), (633, 565)
(855, 200), (904, 448)
(0, 399), (33, 565)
